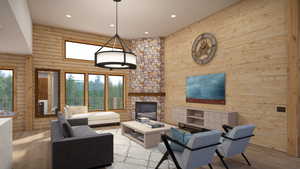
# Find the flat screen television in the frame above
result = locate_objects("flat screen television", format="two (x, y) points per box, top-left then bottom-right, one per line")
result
(186, 73), (225, 105)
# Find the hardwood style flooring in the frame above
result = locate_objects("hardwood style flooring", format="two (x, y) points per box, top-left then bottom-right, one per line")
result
(13, 127), (300, 169)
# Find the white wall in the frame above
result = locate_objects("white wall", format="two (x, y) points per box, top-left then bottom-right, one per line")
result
(8, 0), (33, 52)
(0, 0), (32, 54)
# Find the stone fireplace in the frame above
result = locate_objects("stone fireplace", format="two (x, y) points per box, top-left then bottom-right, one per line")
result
(129, 38), (165, 121)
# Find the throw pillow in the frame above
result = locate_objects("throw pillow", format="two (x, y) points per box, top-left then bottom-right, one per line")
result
(169, 128), (192, 152)
(64, 106), (71, 118)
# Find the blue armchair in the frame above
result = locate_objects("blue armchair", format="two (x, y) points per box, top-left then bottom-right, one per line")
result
(216, 124), (256, 169)
(156, 130), (222, 169)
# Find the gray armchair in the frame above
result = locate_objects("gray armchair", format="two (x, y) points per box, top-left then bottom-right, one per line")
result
(156, 130), (222, 169)
(216, 124), (256, 169)
(51, 118), (113, 169)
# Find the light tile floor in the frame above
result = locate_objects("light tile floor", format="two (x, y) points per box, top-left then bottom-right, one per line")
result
(98, 128), (176, 169)
(13, 127), (300, 169)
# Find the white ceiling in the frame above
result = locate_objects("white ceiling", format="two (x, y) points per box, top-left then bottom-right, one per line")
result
(0, 0), (32, 55)
(28, 0), (240, 39)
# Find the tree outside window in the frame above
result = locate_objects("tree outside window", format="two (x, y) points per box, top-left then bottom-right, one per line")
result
(88, 74), (105, 111)
(0, 70), (13, 112)
(66, 73), (85, 106)
(108, 76), (124, 109)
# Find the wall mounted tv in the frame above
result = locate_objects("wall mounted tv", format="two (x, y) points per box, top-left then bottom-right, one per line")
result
(186, 73), (225, 105)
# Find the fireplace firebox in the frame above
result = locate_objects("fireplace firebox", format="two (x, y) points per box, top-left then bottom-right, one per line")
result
(135, 102), (157, 120)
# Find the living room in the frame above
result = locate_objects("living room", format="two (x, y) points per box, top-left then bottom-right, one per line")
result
(0, 0), (300, 169)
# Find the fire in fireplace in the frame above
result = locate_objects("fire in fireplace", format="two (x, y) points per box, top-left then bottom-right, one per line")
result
(135, 102), (157, 120)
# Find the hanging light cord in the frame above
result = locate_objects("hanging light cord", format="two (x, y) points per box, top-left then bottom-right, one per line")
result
(116, 1), (118, 35)
(112, 1), (118, 50)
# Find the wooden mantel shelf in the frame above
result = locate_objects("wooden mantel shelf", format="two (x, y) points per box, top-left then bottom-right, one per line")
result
(128, 92), (166, 97)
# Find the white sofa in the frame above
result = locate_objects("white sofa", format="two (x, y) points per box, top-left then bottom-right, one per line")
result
(64, 106), (120, 126)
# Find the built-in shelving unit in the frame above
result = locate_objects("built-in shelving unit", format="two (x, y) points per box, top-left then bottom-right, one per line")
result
(172, 107), (238, 130)
(186, 109), (205, 127)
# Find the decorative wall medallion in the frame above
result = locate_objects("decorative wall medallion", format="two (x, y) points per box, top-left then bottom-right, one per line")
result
(191, 33), (217, 64)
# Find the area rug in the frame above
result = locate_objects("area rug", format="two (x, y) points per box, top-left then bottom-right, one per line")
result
(97, 128), (176, 169)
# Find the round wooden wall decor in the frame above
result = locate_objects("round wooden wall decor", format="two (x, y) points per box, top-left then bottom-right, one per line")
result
(191, 33), (217, 65)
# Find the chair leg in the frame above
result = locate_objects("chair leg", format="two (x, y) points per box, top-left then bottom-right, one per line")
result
(162, 137), (182, 169)
(216, 150), (229, 169)
(241, 153), (251, 166)
(155, 152), (169, 169)
(208, 163), (213, 169)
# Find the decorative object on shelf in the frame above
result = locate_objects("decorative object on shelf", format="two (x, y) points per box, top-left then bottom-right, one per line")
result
(137, 117), (150, 123)
(186, 73), (225, 104)
(144, 121), (165, 128)
(191, 33), (217, 65)
(95, 0), (137, 69)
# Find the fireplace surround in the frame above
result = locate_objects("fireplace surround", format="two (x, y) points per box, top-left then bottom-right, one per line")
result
(135, 102), (157, 120)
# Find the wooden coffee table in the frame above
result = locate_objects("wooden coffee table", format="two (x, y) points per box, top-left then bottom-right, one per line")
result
(121, 121), (173, 148)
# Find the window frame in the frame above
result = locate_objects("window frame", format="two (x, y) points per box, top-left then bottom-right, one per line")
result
(0, 68), (15, 112)
(65, 72), (86, 106)
(87, 73), (106, 112)
(35, 68), (61, 118)
(107, 75), (125, 110)
(64, 72), (126, 112)
(64, 39), (122, 62)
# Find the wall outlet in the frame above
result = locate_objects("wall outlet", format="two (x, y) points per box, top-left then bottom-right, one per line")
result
(276, 106), (286, 112)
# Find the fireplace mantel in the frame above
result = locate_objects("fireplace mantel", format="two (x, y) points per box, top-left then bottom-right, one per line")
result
(128, 92), (165, 97)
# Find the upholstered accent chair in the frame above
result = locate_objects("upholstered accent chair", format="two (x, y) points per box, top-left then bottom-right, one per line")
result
(216, 125), (256, 169)
(156, 130), (222, 169)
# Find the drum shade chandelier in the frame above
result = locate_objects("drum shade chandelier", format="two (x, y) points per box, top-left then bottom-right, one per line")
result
(95, 0), (137, 69)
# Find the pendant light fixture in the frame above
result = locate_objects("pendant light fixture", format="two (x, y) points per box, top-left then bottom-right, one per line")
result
(95, 0), (137, 69)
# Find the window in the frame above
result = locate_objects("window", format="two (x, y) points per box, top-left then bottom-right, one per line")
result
(88, 74), (105, 111)
(65, 73), (85, 106)
(108, 76), (124, 109)
(65, 41), (121, 61)
(65, 73), (125, 110)
(0, 69), (13, 112)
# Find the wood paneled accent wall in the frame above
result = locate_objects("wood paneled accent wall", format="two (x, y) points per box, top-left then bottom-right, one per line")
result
(0, 54), (26, 132)
(31, 24), (130, 130)
(164, 0), (288, 152)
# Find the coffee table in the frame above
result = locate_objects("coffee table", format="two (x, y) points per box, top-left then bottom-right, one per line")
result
(121, 121), (173, 148)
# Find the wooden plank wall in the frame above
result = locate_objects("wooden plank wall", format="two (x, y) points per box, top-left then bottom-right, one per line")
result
(164, 0), (288, 152)
(31, 24), (131, 130)
(287, 0), (300, 157)
(0, 54), (27, 132)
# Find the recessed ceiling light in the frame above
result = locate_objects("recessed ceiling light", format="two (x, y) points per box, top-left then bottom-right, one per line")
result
(171, 14), (177, 18)
(65, 14), (72, 18)
(109, 24), (115, 28)
(144, 31), (149, 35)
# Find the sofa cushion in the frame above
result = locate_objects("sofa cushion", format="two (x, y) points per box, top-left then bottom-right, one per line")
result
(62, 122), (74, 137)
(57, 113), (74, 138)
(66, 106), (88, 116)
(170, 128), (192, 152)
(71, 111), (120, 121)
(71, 126), (99, 137)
